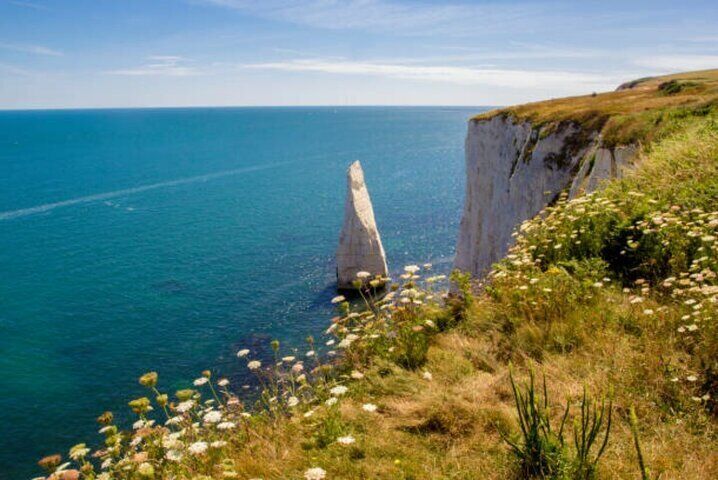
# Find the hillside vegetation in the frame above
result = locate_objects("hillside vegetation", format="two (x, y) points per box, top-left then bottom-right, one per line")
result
(474, 69), (718, 147)
(38, 71), (718, 480)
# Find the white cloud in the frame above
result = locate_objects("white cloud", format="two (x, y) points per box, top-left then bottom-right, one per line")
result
(243, 58), (620, 91)
(0, 42), (62, 56)
(106, 56), (202, 77)
(634, 55), (718, 72)
(0, 62), (31, 76)
(199, 0), (539, 35)
(9, 1), (50, 11)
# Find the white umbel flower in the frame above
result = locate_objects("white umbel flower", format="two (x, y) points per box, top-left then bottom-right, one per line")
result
(304, 467), (327, 480)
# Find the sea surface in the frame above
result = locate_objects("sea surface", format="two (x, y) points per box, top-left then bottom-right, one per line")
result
(0, 106), (487, 479)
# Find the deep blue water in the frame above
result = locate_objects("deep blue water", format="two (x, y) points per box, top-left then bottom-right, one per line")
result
(0, 106), (485, 479)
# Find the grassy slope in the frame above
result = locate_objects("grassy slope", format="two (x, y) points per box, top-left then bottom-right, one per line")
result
(473, 69), (718, 147)
(41, 72), (718, 480)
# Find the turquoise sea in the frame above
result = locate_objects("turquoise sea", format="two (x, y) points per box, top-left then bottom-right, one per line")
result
(0, 106), (486, 479)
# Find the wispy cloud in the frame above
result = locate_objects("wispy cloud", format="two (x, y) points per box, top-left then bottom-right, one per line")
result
(0, 42), (62, 56)
(634, 55), (718, 72)
(0, 62), (31, 75)
(199, 0), (541, 35)
(243, 58), (621, 91)
(106, 56), (202, 77)
(8, 1), (49, 11)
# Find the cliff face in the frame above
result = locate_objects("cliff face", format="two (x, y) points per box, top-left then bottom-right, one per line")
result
(454, 115), (637, 277)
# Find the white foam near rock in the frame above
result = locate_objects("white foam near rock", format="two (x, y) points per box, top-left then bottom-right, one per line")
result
(336, 161), (388, 289)
(454, 115), (639, 278)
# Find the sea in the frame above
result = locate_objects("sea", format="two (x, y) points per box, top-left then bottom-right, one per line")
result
(0, 106), (488, 479)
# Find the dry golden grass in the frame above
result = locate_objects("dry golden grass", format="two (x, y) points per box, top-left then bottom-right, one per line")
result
(473, 69), (718, 146)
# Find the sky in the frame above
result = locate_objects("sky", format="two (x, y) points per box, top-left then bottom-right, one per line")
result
(0, 0), (717, 109)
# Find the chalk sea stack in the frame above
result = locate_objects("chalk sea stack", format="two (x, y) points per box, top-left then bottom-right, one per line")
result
(336, 161), (388, 290)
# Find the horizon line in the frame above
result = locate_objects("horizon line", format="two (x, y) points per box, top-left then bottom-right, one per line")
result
(0, 104), (500, 113)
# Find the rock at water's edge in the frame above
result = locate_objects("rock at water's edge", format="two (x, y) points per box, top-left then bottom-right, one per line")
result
(336, 161), (388, 289)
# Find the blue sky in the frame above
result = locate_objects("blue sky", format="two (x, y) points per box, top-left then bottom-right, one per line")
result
(1, 0), (717, 109)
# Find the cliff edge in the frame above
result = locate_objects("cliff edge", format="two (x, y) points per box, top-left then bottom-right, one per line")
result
(455, 69), (718, 277)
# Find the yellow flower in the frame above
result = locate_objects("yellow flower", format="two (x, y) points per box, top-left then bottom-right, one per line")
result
(138, 372), (158, 388)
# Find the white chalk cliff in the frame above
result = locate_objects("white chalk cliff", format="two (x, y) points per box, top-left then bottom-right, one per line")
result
(337, 161), (389, 289)
(454, 115), (638, 277)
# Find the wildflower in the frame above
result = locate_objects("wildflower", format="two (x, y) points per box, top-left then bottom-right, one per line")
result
(211, 441), (228, 448)
(217, 378), (230, 387)
(592, 282), (603, 288)
(362, 403), (378, 413)
(96, 411), (114, 425)
(137, 462), (154, 478)
(247, 360), (262, 370)
(643, 309), (654, 315)
(287, 396), (300, 407)
(304, 467), (327, 480)
(188, 441), (208, 455)
(128, 397), (151, 414)
(165, 450), (183, 462)
(217, 421), (236, 430)
(330, 385), (348, 396)
(325, 397), (338, 406)
(337, 435), (356, 445)
(38, 454), (62, 472)
(306, 350), (316, 357)
(175, 400), (194, 413)
(69, 444), (90, 461)
(331, 295), (346, 304)
(356, 271), (371, 279)
(138, 372), (158, 388)
(203, 410), (222, 424)
(165, 416), (183, 426)
(237, 349), (250, 358)
(687, 375), (698, 382)
(404, 265), (420, 274)
(282, 356), (296, 362)
(304, 409), (316, 418)
(176, 389), (195, 401)
(193, 377), (209, 386)
(351, 370), (364, 380)
(422, 371), (433, 381)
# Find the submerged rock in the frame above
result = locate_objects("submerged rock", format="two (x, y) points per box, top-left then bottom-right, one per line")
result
(336, 161), (388, 289)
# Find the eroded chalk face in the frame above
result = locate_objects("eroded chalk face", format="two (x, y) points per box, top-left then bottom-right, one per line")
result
(454, 115), (637, 278)
(336, 161), (388, 289)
